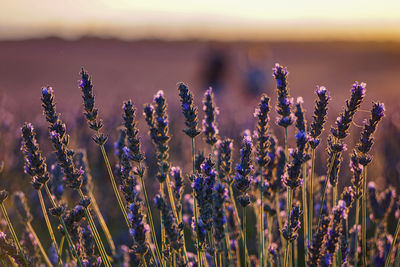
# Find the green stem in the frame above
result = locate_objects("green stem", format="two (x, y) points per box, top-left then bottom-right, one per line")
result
(284, 241), (290, 267)
(266, 215), (273, 267)
(361, 167), (367, 267)
(224, 223), (234, 267)
(27, 222), (53, 267)
(302, 163), (308, 264)
(160, 182), (166, 267)
(0, 202), (29, 267)
(58, 236), (65, 267)
(316, 151), (337, 229)
(243, 207), (247, 267)
(309, 148), (315, 241)
(89, 191), (116, 255)
(164, 172), (189, 264)
(141, 255), (148, 267)
(259, 166), (265, 267)
(286, 187), (292, 267)
(99, 144), (131, 230)
(354, 198), (360, 267)
(43, 184), (83, 267)
(77, 189), (111, 267)
(333, 184), (338, 206)
(37, 189), (62, 265)
(228, 185), (250, 266)
(385, 218), (400, 267)
(275, 193), (285, 248)
(191, 137), (202, 267)
(138, 174), (163, 266)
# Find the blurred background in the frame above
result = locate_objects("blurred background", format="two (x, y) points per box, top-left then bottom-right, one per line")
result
(0, 0), (400, 253)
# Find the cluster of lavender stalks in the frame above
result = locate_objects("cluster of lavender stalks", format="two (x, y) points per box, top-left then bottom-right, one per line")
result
(0, 64), (398, 267)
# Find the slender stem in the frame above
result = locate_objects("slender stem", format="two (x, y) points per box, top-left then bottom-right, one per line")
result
(286, 187), (292, 267)
(77, 189), (111, 267)
(333, 185), (338, 206)
(228, 185), (250, 266)
(224, 224), (234, 267)
(243, 207), (247, 267)
(354, 198), (360, 267)
(361, 167), (367, 267)
(27, 222), (53, 267)
(99, 144), (131, 229)
(393, 228), (400, 267)
(302, 163), (308, 264)
(0, 203), (29, 266)
(385, 218), (400, 267)
(138, 174), (163, 266)
(395, 247), (400, 267)
(164, 173), (189, 264)
(309, 148), (315, 241)
(284, 241), (290, 267)
(141, 255), (148, 267)
(316, 151), (337, 229)
(89, 191), (116, 255)
(160, 182), (166, 267)
(37, 189), (62, 265)
(284, 127), (294, 267)
(43, 184), (83, 267)
(58, 236), (65, 267)
(266, 215), (273, 267)
(274, 193), (285, 247)
(259, 166), (265, 267)
(294, 239), (298, 267)
(191, 137), (202, 267)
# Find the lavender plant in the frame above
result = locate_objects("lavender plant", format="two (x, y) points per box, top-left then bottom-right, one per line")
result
(0, 63), (396, 267)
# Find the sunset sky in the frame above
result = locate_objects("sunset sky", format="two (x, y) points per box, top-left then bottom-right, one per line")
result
(1, 0), (400, 41)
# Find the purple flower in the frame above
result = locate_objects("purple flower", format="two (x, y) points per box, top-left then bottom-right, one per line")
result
(202, 87), (219, 145)
(273, 63), (293, 128)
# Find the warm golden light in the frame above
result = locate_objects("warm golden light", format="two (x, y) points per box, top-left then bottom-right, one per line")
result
(1, 0), (400, 40)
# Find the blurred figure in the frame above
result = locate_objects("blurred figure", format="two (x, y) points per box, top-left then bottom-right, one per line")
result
(201, 44), (228, 93)
(242, 44), (272, 97)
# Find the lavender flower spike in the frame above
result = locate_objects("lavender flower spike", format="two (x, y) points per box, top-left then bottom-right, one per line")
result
(307, 214), (330, 266)
(154, 195), (183, 251)
(309, 86), (330, 149)
(273, 63), (294, 128)
(331, 82), (366, 140)
(356, 102), (385, 166)
(79, 68), (107, 145)
(234, 131), (254, 207)
(202, 87), (219, 146)
(21, 123), (50, 188)
(212, 183), (227, 244)
(254, 94), (271, 168)
(216, 138), (233, 184)
(322, 200), (347, 267)
(144, 90), (171, 183)
(178, 82), (200, 138)
(122, 100), (145, 163)
(282, 202), (302, 242)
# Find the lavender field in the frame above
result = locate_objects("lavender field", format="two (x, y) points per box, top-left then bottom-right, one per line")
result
(0, 38), (399, 267)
